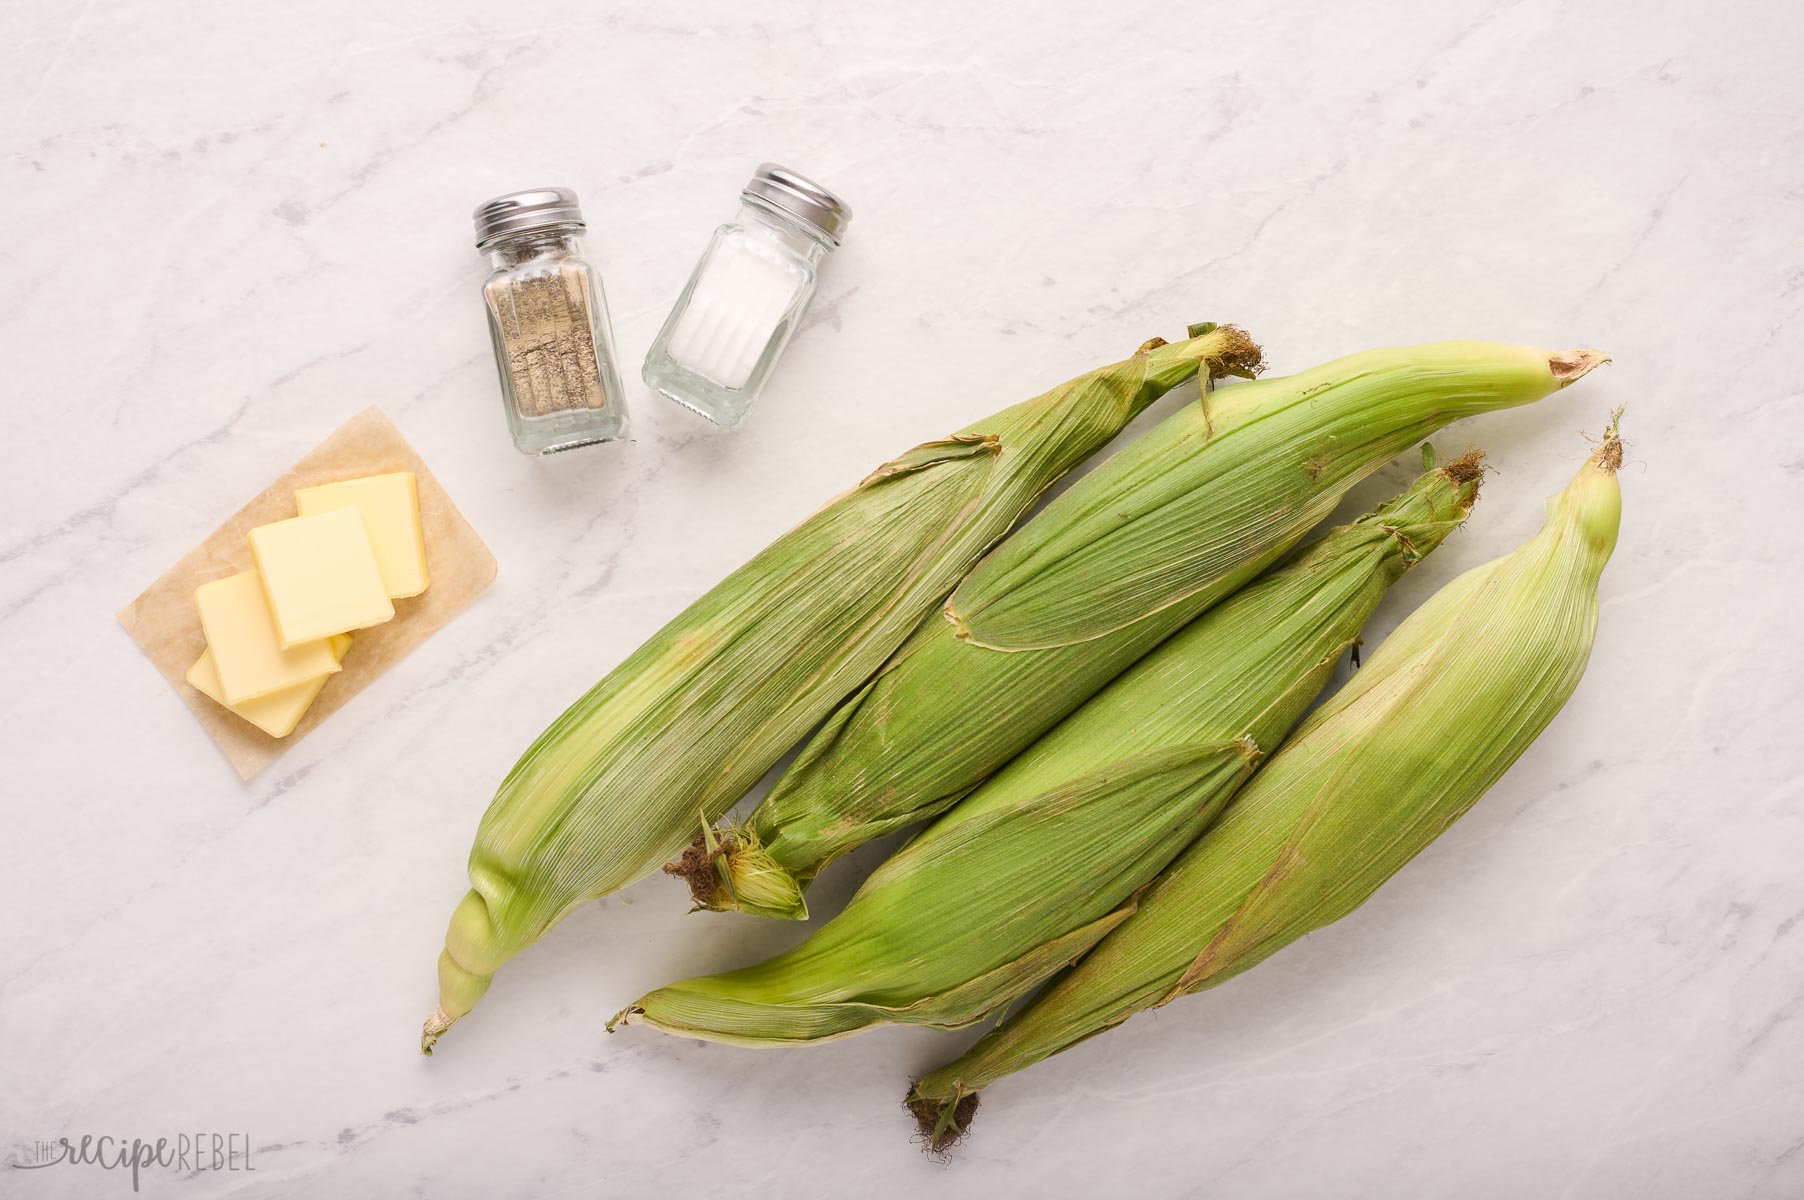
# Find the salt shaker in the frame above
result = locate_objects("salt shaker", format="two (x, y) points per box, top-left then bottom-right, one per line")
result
(474, 188), (628, 455)
(642, 165), (850, 427)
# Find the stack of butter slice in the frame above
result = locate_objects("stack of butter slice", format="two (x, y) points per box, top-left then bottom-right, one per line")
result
(186, 472), (431, 737)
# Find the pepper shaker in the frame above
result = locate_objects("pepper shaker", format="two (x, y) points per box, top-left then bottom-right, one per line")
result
(474, 188), (628, 455)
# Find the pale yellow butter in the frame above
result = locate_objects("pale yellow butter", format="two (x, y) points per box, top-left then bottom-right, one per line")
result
(194, 570), (342, 704)
(249, 507), (395, 647)
(187, 634), (352, 738)
(295, 472), (430, 599)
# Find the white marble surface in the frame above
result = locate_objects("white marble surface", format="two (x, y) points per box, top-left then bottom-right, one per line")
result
(5, 1), (1802, 1196)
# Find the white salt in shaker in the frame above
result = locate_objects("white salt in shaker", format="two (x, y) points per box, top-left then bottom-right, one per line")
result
(642, 164), (850, 427)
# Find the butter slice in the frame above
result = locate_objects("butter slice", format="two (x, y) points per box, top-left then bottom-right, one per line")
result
(249, 507), (395, 647)
(194, 570), (342, 704)
(295, 473), (430, 599)
(188, 634), (352, 738)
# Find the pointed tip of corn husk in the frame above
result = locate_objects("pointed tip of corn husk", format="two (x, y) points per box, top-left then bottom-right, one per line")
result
(1144, 323), (1263, 379)
(1549, 348), (1610, 386)
(606, 1004), (645, 1033)
(1360, 447), (1487, 569)
(420, 1009), (455, 1056)
(906, 1087), (980, 1153)
(1441, 448), (1488, 486)
(1592, 405), (1627, 473)
(1207, 324), (1266, 380)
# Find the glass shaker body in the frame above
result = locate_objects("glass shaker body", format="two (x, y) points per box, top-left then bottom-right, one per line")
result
(643, 166), (849, 428)
(475, 190), (628, 455)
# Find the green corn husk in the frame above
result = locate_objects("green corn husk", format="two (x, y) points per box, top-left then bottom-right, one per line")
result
(687, 343), (1608, 919)
(907, 419), (1625, 1150)
(612, 452), (1485, 1045)
(420, 324), (1261, 1052)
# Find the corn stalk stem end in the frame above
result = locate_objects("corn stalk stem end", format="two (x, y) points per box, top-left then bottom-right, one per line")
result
(906, 1086), (980, 1154)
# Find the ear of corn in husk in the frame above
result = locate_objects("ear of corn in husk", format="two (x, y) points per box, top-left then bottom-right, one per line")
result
(613, 452), (1485, 1045)
(907, 418), (1625, 1150)
(420, 324), (1261, 1052)
(687, 343), (1607, 918)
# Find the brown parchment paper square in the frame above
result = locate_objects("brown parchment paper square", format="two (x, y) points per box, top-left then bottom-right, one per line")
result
(117, 407), (497, 780)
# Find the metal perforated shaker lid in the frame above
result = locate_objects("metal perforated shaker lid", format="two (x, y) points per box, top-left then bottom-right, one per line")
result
(473, 187), (585, 247)
(741, 164), (851, 247)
